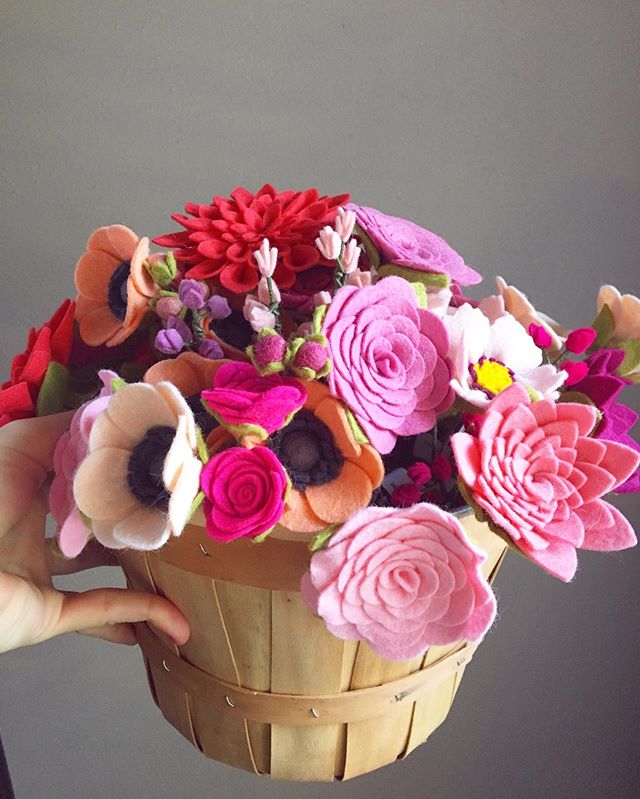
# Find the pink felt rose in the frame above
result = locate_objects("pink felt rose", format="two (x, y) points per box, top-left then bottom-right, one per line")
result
(49, 370), (118, 557)
(322, 276), (454, 454)
(201, 361), (307, 436)
(301, 504), (497, 660)
(348, 203), (482, 286)
(451, 384), (640, 582)
(201, 445), (288, 542)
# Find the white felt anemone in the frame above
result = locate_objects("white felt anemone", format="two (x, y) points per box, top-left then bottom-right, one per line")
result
(73, 381), (202, 551)
(444, 303), (567, 409)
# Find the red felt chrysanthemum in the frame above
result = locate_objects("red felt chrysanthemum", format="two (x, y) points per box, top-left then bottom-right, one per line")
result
(154, 184), (349, 294)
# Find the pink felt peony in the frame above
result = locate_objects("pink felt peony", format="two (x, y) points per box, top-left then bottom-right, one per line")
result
(50, 370), (118, 557)
(451, 384), (639, 582)
(301, 504), (497, 661)
(322, 276), (454, 454)
(201, 445), (288, 542)
(348, 203), (482, 286)
(201, 361), (307, 436)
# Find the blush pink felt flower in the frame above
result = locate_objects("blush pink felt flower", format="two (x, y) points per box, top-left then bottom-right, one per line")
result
(597, 285), (640, 343)
(347, 203), (482, 286)
(50, 370), (118, 557)
(322, 276), (454, 454)
(201, 446), (288, 542)
(201, 361), (307, 437)
(451, 384), (640, 582)
(301, 504), (497, 661)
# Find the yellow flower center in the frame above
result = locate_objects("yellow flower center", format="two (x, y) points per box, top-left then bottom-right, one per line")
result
(471, 357), (514, 397)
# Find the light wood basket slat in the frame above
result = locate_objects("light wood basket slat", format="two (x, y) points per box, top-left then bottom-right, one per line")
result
(119, 512), (507, 782)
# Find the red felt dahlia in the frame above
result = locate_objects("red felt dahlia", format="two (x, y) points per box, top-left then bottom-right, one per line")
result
(0, 299), (75, 427)
(154, 184), (349, 294)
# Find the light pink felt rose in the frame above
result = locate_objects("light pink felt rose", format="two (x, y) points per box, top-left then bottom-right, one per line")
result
(322, 276), (454, 454)
(348, 203), (482, 286)
(301, 504), (497, 661)
(201, 445), (288, 542)
(451, 384), (639, 582)
(201, 361), (307, 436)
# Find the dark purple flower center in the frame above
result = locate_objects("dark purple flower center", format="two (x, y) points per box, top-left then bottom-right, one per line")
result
(211, 309), (253, 350)
(127, 425), (174, 510)
(107, 261), (131, 320)
(268, 411), (343, 491)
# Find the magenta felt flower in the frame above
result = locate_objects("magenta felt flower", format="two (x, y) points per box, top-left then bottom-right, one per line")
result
(348, 203), (482, 286)
(322, 276), (454, 454)
(301, 504), (497, 661)
(451, 384), (640, 582)
(571, 349), (640, 493)
(201, 361), (307, 437)
(201, 445), (288, 542)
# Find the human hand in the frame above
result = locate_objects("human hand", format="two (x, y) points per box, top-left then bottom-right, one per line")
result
(0, 413), (190, 654)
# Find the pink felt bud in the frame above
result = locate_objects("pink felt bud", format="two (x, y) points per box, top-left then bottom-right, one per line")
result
(559, 360), (589, 386)
(407, 461), (432, 485)
(253, 333), (287, 368)
(254, 238), (278, 278)
(314, 291), (332, 307)
(342, 239), (361, 274)
(155, 296), (183, 321)
(257, 276), (281, 305)
(528, 322), (553, 349)
(335, 206), (356, 242)
(316, 226), (342, 261)
(345, 269), (373, 288)
(431, 453), (453, 482)
(391, 483), (422, 507)
(243, 295), (276, 333)
(294, 340), (328, 372)
(565, 327), (597, 355)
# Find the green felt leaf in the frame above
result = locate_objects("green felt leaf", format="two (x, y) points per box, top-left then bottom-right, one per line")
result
(36, 362), (69, 416)
(195, 426), (210, 464)
(145, 252), (177, 288)
(251, 526), (274, 544)
(188, 491), (205, 522)
(377, 264), (450, 288)
(411, 281), (428, 308)
(313, 303), (328, 334)
(344, 407), (369, 444)
(353, 223), (381, 271)
(589, 304), (614, 351)
(615, 339), (640, 376)
(558, 390), (596, 407)
(110, 376), (127, 392)
(309, 525), (339, 552)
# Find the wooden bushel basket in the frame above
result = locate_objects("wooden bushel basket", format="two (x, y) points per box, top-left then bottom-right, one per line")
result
(118, 511), (508, 781)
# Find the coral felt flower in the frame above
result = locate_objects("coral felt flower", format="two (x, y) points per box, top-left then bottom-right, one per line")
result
(301, 504), (497, 660)
(597, 285), (640, 343)
(571, 349), (640, 493)
(322, 276), (454, 454)
(154, 185), (349, 294)
(444, 303), (566, 408)
(272, 382), (384, 538)
(73, 381), (202, 551)
(50, 370), (118, 557)
(74, 225), (157, 348)
(201, 361), (307, 438)
(201, 445), (288, 542)
(451, 384), (640, 582)
(347, 203), (481, 286)
(0, 299), (75, 427)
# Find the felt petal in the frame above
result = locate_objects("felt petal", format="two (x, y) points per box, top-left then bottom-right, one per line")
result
(74, 250), (120, 301)
(73, 448), (138, 521)
(314, 396), (360, 459)
(89, 409), (138, 452)
(526, 541), (578, 582)
(113, 506), (171, 550)
(76, 302), (121, 347)
(168, 456), (202, 534)
(578, 500), (638, 551)
(129, 238), (155, 297)
(87, 224), (138, 261)
(163, 418), (192, 491)
(144, 352), (224, 395)
(306, 461), (373, 524)
(105, 383), (179, 440)
(356, 444), (385, 488)
(280, 489), (327, 534)
(57, 507), (91, 558)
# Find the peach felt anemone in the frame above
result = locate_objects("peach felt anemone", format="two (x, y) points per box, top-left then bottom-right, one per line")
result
(271, 382), (384, 540)
(74, 225), (158, 348)
(73, 381), (202, 551)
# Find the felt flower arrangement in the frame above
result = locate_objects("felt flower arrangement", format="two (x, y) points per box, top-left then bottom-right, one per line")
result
(6, 184), (638, 662)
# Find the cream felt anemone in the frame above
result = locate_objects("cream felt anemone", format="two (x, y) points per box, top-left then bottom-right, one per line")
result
(444, 303), (567, 409)
(597, 285), (640, 344)
(73, 381), (201, 551)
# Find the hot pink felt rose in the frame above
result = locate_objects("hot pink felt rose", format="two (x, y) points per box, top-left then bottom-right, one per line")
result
(451, 384), (640, 582)
(348, 203), (482, 286)
(301, 504), (496, 660)
(201, 361), (307, 436)
(201, 445), (288, 542)
(322, 276), (454, 454)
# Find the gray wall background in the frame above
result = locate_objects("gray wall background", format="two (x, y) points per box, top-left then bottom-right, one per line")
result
(1, 1), (639, 797)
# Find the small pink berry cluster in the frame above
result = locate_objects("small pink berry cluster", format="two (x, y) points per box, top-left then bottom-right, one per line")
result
(391, 453), (456, 508)
(528, 323), (597, 386)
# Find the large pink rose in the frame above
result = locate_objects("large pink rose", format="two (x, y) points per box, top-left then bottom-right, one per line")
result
(451, 384), (639, 582)
(322, 276), (454, 454)
(201, 445), (288, 542)
(301, 504), (497, 661)
(201, 361), (307, 436)
(348, 203), (482, 286)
